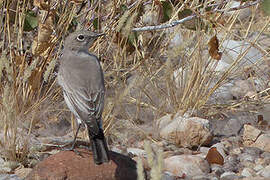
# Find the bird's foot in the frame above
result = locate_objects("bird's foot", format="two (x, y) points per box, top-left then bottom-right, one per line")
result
(61, 146), (83, 157)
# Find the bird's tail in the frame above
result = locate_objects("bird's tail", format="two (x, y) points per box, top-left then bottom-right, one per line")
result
(89, 129), (110, 165)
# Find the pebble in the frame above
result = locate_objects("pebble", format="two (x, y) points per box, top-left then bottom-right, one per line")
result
(220, 172), (241, 180)
(241, 167), (256, 177)
(238, 152), (257, 162)
(211, 164), (225, 177)
(223, 155), (239, 172)
(254, 164), (264, 172)
(258, 165), (270, 178)
(0, 174), (22, 180)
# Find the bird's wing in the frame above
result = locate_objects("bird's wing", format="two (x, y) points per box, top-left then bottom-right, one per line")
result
(60, 77), (104, 136)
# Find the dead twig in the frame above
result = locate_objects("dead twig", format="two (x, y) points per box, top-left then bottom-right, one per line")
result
(132, 15), (196, 32)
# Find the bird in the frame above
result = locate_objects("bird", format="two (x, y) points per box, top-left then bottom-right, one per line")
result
(58, 30), (110, 165)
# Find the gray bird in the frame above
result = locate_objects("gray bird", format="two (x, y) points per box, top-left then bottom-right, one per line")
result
(58, 30), (110, 165)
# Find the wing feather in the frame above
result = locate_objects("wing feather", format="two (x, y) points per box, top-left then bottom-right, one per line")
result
(59, 74), (104, 135)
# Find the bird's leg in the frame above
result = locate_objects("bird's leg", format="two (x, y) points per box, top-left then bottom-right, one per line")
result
(61, 123), (82, 155)
(70, 123), (81, 150)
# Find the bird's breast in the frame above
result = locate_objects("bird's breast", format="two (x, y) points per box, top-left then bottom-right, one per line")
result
(59, 52), (105, 91)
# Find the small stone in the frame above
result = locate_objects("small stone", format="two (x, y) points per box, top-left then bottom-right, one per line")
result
(241, 161), (255, 169)
(220, 171), (240, 180)
(255, 157), (270, 166)
(162, 171), (177, 180)
(15, 168), (32, 179)
(243, 125), (261, 143)
(200, 147), (210, 155)
(192, 175), (211, 180)
(211, 164), (224, 177)
(0, 157), (4, 164)
(127, 148), (146, 156)
(238, 153), (257, 163)
(252, 134), (270, 152)
(0, 166), (12, 173)
(28, 159), (39, 168)
(243, 147), (263, 156)
(164, 155), (210, 177)
(3, 161), (20, 171)
(158, 115), (213, 148)
(223, 155), (239, 172)
(258, 165), (270, 178)
(254, 164), (264, 172)
(261, 152), (270, 158)
(111, 146), (122, 154)
(241, 167), (256, 177)
(231, 147), (242, 155)
(0, 174), (22, 180)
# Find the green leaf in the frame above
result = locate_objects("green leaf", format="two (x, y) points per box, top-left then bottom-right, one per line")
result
(127, 31), (138, 46)
(24, 11), (38, 31)
(120, 4), (128, 12)
(93, 18), (99, 30)
(262, 0), (270, 16)
(178, 9), (192, 19)
(161, 1), (173, 22)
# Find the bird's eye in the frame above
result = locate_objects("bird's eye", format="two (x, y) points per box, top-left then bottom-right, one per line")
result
(77, 34), (85, 41)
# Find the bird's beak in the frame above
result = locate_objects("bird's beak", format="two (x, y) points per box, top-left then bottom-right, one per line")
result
(94, 33), (105, 38)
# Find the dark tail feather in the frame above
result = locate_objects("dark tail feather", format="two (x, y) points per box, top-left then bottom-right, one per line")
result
(90, 129), (110, 165)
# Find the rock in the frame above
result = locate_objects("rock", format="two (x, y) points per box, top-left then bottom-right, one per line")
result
(258, 165), (270, 178)
(252, 134), (270, 152)
(0, 174), (22, 180)
(15, 168), (32, 179)
(158, 115), (213, 147)
(243, 124), (262, 145)
(127, 148), (146, 156)
(162, 171), (178, 180)
(192, 175), (212, 180)
(238, 152), (257, 163)
(210, 113), (255, 138)
(164, 155), (210, 177)
(209, 82), (234, 102)
(241, 167), (256, 177)
(255, 157), (270, 166)
(220, 172), (239, 180)
(224, 1), (251, 20)
(253, 164), (264, 172)
(213, 39), (263, 73)
(141, 4), (159, 25)
(241, 177), (270, 180)
(0, 157), (4, 164)
(221, 40), (262, 65)
(223, 155), (239, 172)
(231, 147), (242, 155)
(213, 60), (231, 72)
(200, 147), (210, 156)
(261, 152), (270, 158)
(242, 125), (270, 152)
(242, 147), (263, 156)
(168, 32), (183, 49)
(0, 161), (20, 174)
(211, 164), (224, 177)
(26, 149), (139, 180)
(229, 80), (256, 99)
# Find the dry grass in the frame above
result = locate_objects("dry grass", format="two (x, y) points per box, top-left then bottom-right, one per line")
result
(0, 0), (269, 173)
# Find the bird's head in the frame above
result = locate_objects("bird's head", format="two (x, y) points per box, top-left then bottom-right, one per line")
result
(64, 30), (105, 52)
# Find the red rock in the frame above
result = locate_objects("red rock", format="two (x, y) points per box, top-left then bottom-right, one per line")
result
(26, 149), (139, 180)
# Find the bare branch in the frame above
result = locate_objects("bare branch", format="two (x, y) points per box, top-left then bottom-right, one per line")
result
(215, 0), (263, 12)
(132, 15), (196, 32)
(131, 0), (263, 32)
